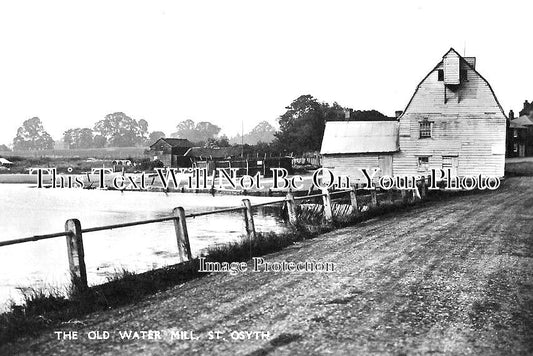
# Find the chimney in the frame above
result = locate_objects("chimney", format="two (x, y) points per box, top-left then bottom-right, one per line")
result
(509, 110), (514, 120)
(344, 109), (350, 120)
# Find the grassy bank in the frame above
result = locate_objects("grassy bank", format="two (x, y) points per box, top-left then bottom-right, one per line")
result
(0, 227), (325, 345)
(0, 262), (202, 344)
(0, 219), (366, 344)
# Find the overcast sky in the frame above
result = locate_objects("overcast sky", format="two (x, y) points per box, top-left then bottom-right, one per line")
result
(0, 0), (531, 146)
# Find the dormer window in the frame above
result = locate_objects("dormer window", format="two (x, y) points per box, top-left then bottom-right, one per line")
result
(443, 53), (460, 85)
(419, 119), (433, 138)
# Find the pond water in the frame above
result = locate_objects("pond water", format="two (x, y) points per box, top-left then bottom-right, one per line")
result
(0, 184), (288, 308)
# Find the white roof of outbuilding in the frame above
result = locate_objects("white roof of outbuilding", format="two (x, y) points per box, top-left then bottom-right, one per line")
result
(0, 158), (13, 164)
(320, 121), (399, 154)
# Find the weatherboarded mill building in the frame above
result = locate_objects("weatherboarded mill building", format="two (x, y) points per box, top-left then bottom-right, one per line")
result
(321, 48), (507, 181)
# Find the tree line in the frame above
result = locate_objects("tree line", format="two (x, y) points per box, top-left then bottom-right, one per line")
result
(6, 95), (391, 154)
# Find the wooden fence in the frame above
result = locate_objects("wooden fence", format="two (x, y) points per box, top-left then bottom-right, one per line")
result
(0, 178), (428, 293)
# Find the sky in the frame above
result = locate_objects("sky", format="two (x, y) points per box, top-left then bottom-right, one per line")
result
(0, 0), (531, 146)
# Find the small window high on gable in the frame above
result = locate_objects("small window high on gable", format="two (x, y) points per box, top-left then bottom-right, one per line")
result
(438, 69), (444, 81)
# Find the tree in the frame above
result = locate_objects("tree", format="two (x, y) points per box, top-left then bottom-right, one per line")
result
(13, 117), (55, 151)
(204, 135), (230, 148)
(273, 95), (392, 154)
(351, 109), (391, 121)
(204, 138), (218, 149)
(63, 128), (94, 149)
(171, 119), (221, 144)
(216, 135), (230, 147)
(138, 119), (149, 144)
(323, 102), (347, 122)
(93, 112), (147, 147)
(93, 135), (107, 148)
(63, 130), (74, 148)
(322, 103), (391, 122)
(248, 121), (275, 144)
(171, 119), (196, 140)
(77, 128), (94, 148)
(148, 131), (166, 143)
(273, 95), (326, 154)
(230, 121), (276, 145)
(195, 121), (221, 142)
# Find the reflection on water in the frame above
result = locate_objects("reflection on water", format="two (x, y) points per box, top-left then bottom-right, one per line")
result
(0, 184), (288, 308)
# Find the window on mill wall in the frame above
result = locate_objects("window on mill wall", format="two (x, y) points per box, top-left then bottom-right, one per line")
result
(417, 156), (430, 171)
(419, 119), (432, 138)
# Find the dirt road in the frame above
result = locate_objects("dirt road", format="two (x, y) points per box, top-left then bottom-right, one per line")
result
(2, 177), (532, 355)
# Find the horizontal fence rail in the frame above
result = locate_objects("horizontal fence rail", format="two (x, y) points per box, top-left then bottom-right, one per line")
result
(0, 178), (429, 293)
(0, 231), (71, 248)
(81, 216), (177, 234)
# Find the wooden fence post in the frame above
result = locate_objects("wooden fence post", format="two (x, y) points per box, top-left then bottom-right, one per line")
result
(420, 176), (427, 199)
(411, 187), (419, 202)
(321, 188), (333, 224)
(400, 189), (408, 203)
(173, 207), (193, 262)
(286, 191), (299, 226)
(349, 186), (359, 216)
(210, 169), (217, 195)
(386, 189), (394, 204)
(65, 219), (88, 293)
(242, 199), (256, 240)
(370, 190), (378, 208)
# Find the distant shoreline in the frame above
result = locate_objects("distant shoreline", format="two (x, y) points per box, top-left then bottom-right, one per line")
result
(0, 173), (293, 197)
(0, 174), (38, 184)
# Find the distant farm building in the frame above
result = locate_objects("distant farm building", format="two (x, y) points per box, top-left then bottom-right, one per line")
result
(184, 147), (292, 177)
(149, 138), (194, 167)
(148, 138), (292, 176)
(0, 158), (13, 169)
(321, 48), (507, 180)
(177, 146), (292, 176)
